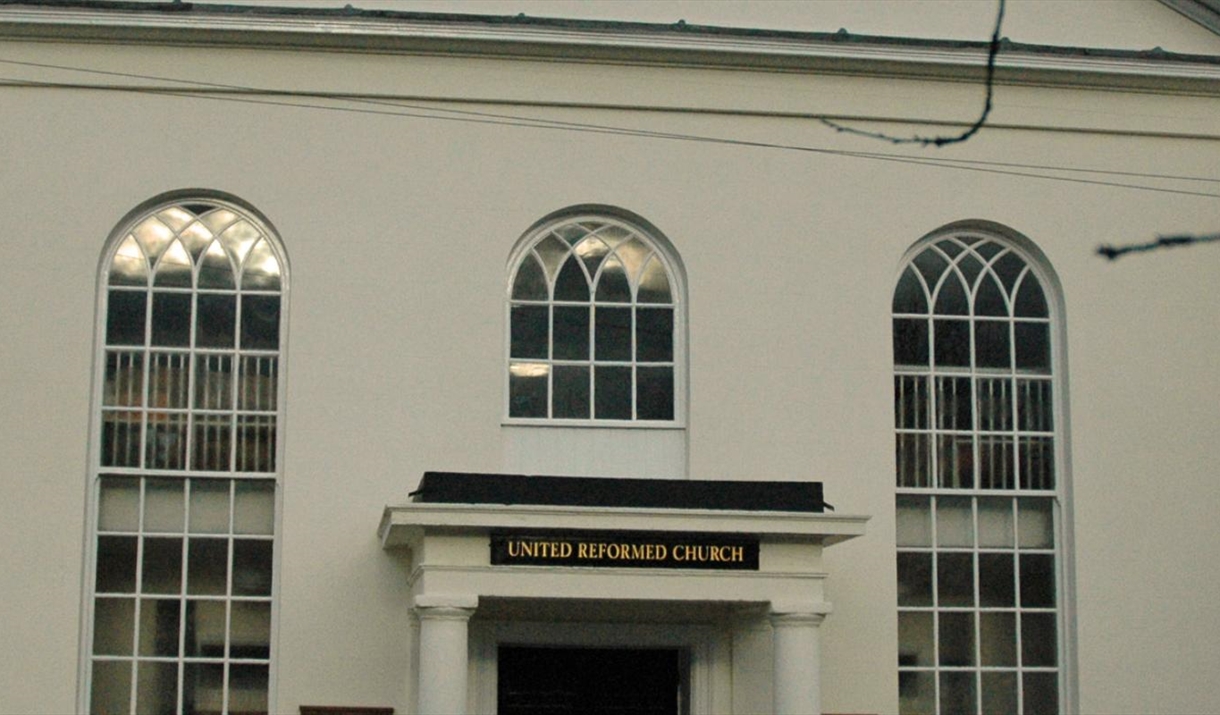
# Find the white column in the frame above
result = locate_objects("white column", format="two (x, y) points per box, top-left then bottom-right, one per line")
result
(414, 595), (478, 715)
(770, 601), (831, 715)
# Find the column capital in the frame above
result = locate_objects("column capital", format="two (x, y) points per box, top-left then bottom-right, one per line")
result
(414, 593), (478, 619)
(769, 600), (832, 618)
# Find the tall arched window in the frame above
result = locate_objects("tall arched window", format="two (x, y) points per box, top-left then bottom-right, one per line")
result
(507, 211), (682, 423)
(892, 225), (1066, 715)
(86, 195), (286, 715)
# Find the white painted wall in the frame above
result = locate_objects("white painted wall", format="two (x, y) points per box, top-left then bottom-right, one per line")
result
(0, 4), (1218, 714)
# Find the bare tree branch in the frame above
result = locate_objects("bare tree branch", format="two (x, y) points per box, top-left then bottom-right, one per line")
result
(818, 0), (1005, 147)
(1097, 233), (1220, 260)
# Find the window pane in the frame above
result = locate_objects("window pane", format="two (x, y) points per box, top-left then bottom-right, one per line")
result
(936, 497), (973, 548)
(976, 378), (1012, 432)
(185, 600), (227, 657)
(93, 597), (135, 655)
(898, 670), (935, 715)
(938, 612), (976, 666)
(979, 612), (1016, 666)
(940, 671), (978, 715)
(136, 660), (179, 714)
(554, 255), (588, 302)
(235, 415), (276, 473)
(229, 664), (270, 714)
(97, 536), (138, 593)
(595, 307), (631, 361)
(190, 480), (231, 534)
(144, 479), (184, 533)
(196, 294), (236, 348)
(1019, 554), (1056, 608)
(552, 365), (590, 419)
(937, 552), (974, 607)
(978, 553), (1015, 607)
(594, 366), (632, 420)
(637, 256), (672, 304)
(193, 415), (233, 472)
(1021, 613), (1058, 667)
(102, 413), (143, 468)
(594, 256), (630, 303)
(1018, 499), (1054, 549)
(99, 477), (141, 532)
(896, 433), (932, 488)
(199, 240), (235, 289)
(1017, 379), (1053, 432)
(241, 238), (282, 291)
(183, 663), (225, 714)
(934, 275), (969, 315)
(1022, 672), (1059, 715)
(896, 495), (931, 547)
(637, 367), (674, 421)
(138, 598), (181, 657)
(552, 306), (589, 360)
(234, 481), (275, 536)
(974, 320), (1009, 368)
(187, 538), (228, 596)
(510, 306), (548, 359)
(238, 356), (278, 412)
(935, 377), (972, 431)
(107, 290), (147, 346)
(934, 319), (970, 367)
(937, 435), (973, 489)
(151, 292), (191, 347)
(894, 375), (930, 430)
(232, 540), (273, 596)
(897, 552), (933, 607)
(981, 672), (1018, 714)
(240, 295), (280, 350)
(892, 267), (928, 314)
(141, 537), (183, 595)
(146, 413), (188, 470)
(1014, 278), (1049, 318)
(230, 601), (272, 659)
(898, 611), (934, 667)
(635, 308), (673, 362)
(893, 318), (929, 366)
(1019, 437), (1055, 490)
(977, 497), (1014, 548)
(509, 363), (548, 417)
(196, 354), (234, 411)
(90, 660), (132, 715)
(148, 352), (190, 410)
(511, 256), (548, 300)
(1014, 322), (1049, 372)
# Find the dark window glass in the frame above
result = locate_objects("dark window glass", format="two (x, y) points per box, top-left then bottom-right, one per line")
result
(107, 291), (147, 346)
(511, 306), (549, 359)
(637, 367), (674, 420)
(892, 267), (928, 314)
(553, 306), (589, 360)
(196, 294), (236, 348)
(934, 319), (970, 367)
(512, 256), (548, 301)
(241, 295), (280, 350)
(975, 320), (1010, 368)
(554, 256), (588, 302)
(1014, 323), (1050, 371)
(552, 365), (590, 419)
(893, 318), (929, 366)
(594, 366), (631, 419)
(151, 292), (192, 347)
(595, 307), (631, 361)
(636, 309), (673, 362)
(509, 365), (548, 418)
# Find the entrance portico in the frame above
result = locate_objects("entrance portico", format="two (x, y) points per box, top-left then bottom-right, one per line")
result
(379, 473), (867, 714)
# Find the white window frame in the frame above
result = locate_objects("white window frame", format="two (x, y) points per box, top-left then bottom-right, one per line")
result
(893, 223), (1075, 715)
(80, 192), (289, 715)
(504, 208), (687, 429)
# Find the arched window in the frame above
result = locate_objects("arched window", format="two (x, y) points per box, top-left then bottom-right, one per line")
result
(507, 211), (682, 423)
(87, 195), (286, 715)
(892, 225), (1066, 715)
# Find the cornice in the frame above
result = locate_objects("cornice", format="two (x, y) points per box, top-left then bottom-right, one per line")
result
(2, 4), (1219, 93)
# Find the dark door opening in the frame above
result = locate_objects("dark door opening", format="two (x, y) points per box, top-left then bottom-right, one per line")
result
(497, 646), (683, 715)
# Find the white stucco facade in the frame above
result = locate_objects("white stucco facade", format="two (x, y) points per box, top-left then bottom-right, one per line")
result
(1, 1), (1218, 714)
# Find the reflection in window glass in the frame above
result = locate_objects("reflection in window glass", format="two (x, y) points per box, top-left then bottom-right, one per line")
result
(508, 215), (679, 421)
(894, 230), (1062, 714)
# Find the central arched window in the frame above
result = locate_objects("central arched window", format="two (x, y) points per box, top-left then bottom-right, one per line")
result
(507, 211), (681, 424)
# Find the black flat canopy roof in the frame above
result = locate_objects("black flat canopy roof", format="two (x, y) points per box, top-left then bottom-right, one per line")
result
(410, 472), (825, 513)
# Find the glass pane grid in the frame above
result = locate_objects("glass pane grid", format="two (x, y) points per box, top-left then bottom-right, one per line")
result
(91, 476), (273, 714)
(508, 217), (677, 422)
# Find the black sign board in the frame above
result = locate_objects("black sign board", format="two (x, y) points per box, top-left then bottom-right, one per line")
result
(491, 531), (759, 571)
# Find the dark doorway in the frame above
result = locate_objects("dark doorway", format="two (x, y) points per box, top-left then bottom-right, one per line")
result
(497, 646), (683, 715)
